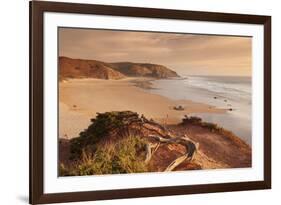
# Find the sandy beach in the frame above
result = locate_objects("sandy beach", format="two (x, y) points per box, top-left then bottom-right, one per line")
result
(59, 78), (225, 139)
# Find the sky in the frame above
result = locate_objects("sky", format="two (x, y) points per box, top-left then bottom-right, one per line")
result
(59, 28), (252, 76)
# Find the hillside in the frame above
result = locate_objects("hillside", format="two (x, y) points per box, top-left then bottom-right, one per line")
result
(59, 111), (251, 176)
(110, 62), (179, 78)
(59, 57), (125, 80)
(59, 57), (179, 80)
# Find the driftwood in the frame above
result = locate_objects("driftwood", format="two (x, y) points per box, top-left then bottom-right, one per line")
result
(165, 155), (188, 171)
(145, 142), (160, 164)
(145, 133), (199, 171)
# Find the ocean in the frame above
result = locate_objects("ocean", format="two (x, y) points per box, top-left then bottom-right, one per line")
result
(148, 75), (252, 145)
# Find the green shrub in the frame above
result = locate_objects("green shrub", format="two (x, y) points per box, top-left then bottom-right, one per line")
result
(70, 111), (140, 159)
(183, 116), (202, 124)
(182, 115), (232, 133)
(61, 136), (148, 176)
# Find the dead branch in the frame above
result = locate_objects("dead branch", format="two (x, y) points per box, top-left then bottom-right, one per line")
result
(145, 133), (199, 171)
(164, 155), (188, 172)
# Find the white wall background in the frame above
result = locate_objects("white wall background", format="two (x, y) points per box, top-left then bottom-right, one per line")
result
(0, 0), (279, 204)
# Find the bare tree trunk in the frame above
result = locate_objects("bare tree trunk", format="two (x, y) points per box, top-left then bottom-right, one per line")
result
(144, 133), (199, 171)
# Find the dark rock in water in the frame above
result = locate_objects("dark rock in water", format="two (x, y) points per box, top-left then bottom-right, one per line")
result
(214, 97), (217, 99)
(173, 105), (185, 111)
(228, 108), (233, 111)
(224, 99), (227, 102)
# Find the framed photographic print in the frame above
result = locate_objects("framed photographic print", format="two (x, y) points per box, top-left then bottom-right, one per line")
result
(29, 1), (271, 204)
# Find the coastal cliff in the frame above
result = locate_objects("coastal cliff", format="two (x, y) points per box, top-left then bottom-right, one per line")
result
(59, 57), (125, 80)
(59, 56), (179, 80)
(110, 62), (179, 78)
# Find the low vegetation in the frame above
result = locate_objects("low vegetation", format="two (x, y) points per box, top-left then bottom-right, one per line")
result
(60, 135), (148, 176)
(61, 111), (148, 176)
(70, 111), (140, 159)
(181, 115), (225, 132)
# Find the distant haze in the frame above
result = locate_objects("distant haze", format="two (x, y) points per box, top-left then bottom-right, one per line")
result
(59, 28), (252, 77)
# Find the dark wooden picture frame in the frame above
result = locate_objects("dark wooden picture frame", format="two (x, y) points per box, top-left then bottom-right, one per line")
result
(30, 1), (271, 204)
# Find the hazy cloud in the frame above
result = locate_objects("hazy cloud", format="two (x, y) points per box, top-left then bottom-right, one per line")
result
(59, 28), (252, 76)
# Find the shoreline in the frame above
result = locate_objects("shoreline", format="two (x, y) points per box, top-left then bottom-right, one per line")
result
(59, 77), (226, 139)
(146, 77), (252, 144)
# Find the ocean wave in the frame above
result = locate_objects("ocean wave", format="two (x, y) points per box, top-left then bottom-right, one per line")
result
(183, 76), (251, 99)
